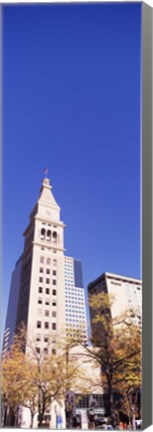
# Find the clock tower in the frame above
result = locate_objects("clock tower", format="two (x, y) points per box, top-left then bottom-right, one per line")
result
(16, 176), (66, 345)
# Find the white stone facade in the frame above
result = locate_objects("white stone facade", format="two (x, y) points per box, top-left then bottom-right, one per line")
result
(4, 177), (102, 429)
(25, 177), (65, 343)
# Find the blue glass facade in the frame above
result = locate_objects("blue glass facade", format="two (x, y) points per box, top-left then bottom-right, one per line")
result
(3, 255), (22, 353)
(74, 259), (84, 288)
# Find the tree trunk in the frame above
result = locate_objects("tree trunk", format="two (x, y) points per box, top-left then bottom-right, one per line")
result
(38, 399), (46, 427)
(132, 411), (136, 430)
(107, 378), (113, 420)
(30, 411), (34, 428)
(38, 412), (43, 428)
(3, 404), (7, 426)
(9, 407), (16, 426)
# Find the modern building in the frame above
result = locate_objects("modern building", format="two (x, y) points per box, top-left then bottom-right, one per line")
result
(88, 272), (142, 330)
(64, 256), (87, 341)
(2, 255), (22, 357)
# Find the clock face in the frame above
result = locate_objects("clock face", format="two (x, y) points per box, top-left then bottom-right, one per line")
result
(46, 210), (51, 217)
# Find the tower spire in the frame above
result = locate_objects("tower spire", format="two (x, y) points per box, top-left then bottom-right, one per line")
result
(44, 167), (48, 178)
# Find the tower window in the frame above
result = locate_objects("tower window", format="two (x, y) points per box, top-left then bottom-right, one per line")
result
(40, 257), (44, 263)
(40, 268), (43, 273)
(36, 347), (40, 353)
(46, 288), (50, 295)
(44, 337), (48, 343)
(45, 300), (50, 305)
(52, 301), (56, 307)
(53, 280), (56, 285)
(40, 228), (45, 240)
(38, 287), (43, 293)
(39, 277), (43, 283)
(37, 321), (41, 328)
(44, 322), (49, 329)
(46, 269), (50, 274)
(46, 258), (50, 264)
(45, 310), (49, 317)
(53, 270), (56, 276)
(46, 230), (51, 242)
(46, 278), (50, 284)
(52, 289), (57, 296)
(38, 299), (42, 304)
(52, 311), (56, 318)
(52, 231), (57, 244)
(52, 323), (56, 330)
(53, 259), (57, 266)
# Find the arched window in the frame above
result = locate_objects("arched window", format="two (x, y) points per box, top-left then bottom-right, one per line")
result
(46, 230), (51, 242)
(40, 228), (45, 240)
(52, 231), (57, 244)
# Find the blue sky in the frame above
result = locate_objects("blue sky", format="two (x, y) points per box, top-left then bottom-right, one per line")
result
(2, 3), (141, 331)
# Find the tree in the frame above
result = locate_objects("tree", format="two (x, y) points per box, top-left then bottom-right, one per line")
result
(21, 360), (38, 428)
(75, 292), (141, 427)
(2, 341), (27, 426)
(116, 348), (141, 429)
(24, 329), (91, 428)
(2, 326), (91, 428)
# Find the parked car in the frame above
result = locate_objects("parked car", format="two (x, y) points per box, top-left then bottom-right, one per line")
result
(96, 424), (113, 430)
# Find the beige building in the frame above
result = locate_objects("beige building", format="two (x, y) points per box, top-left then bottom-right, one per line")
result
(88, 272), (142, 329)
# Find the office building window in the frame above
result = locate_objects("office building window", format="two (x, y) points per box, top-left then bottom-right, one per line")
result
(53, 270), (56, 276)
(39, 277), (43, 283)
(53, 280), (56, 285)
(46, 288), (50, 295)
